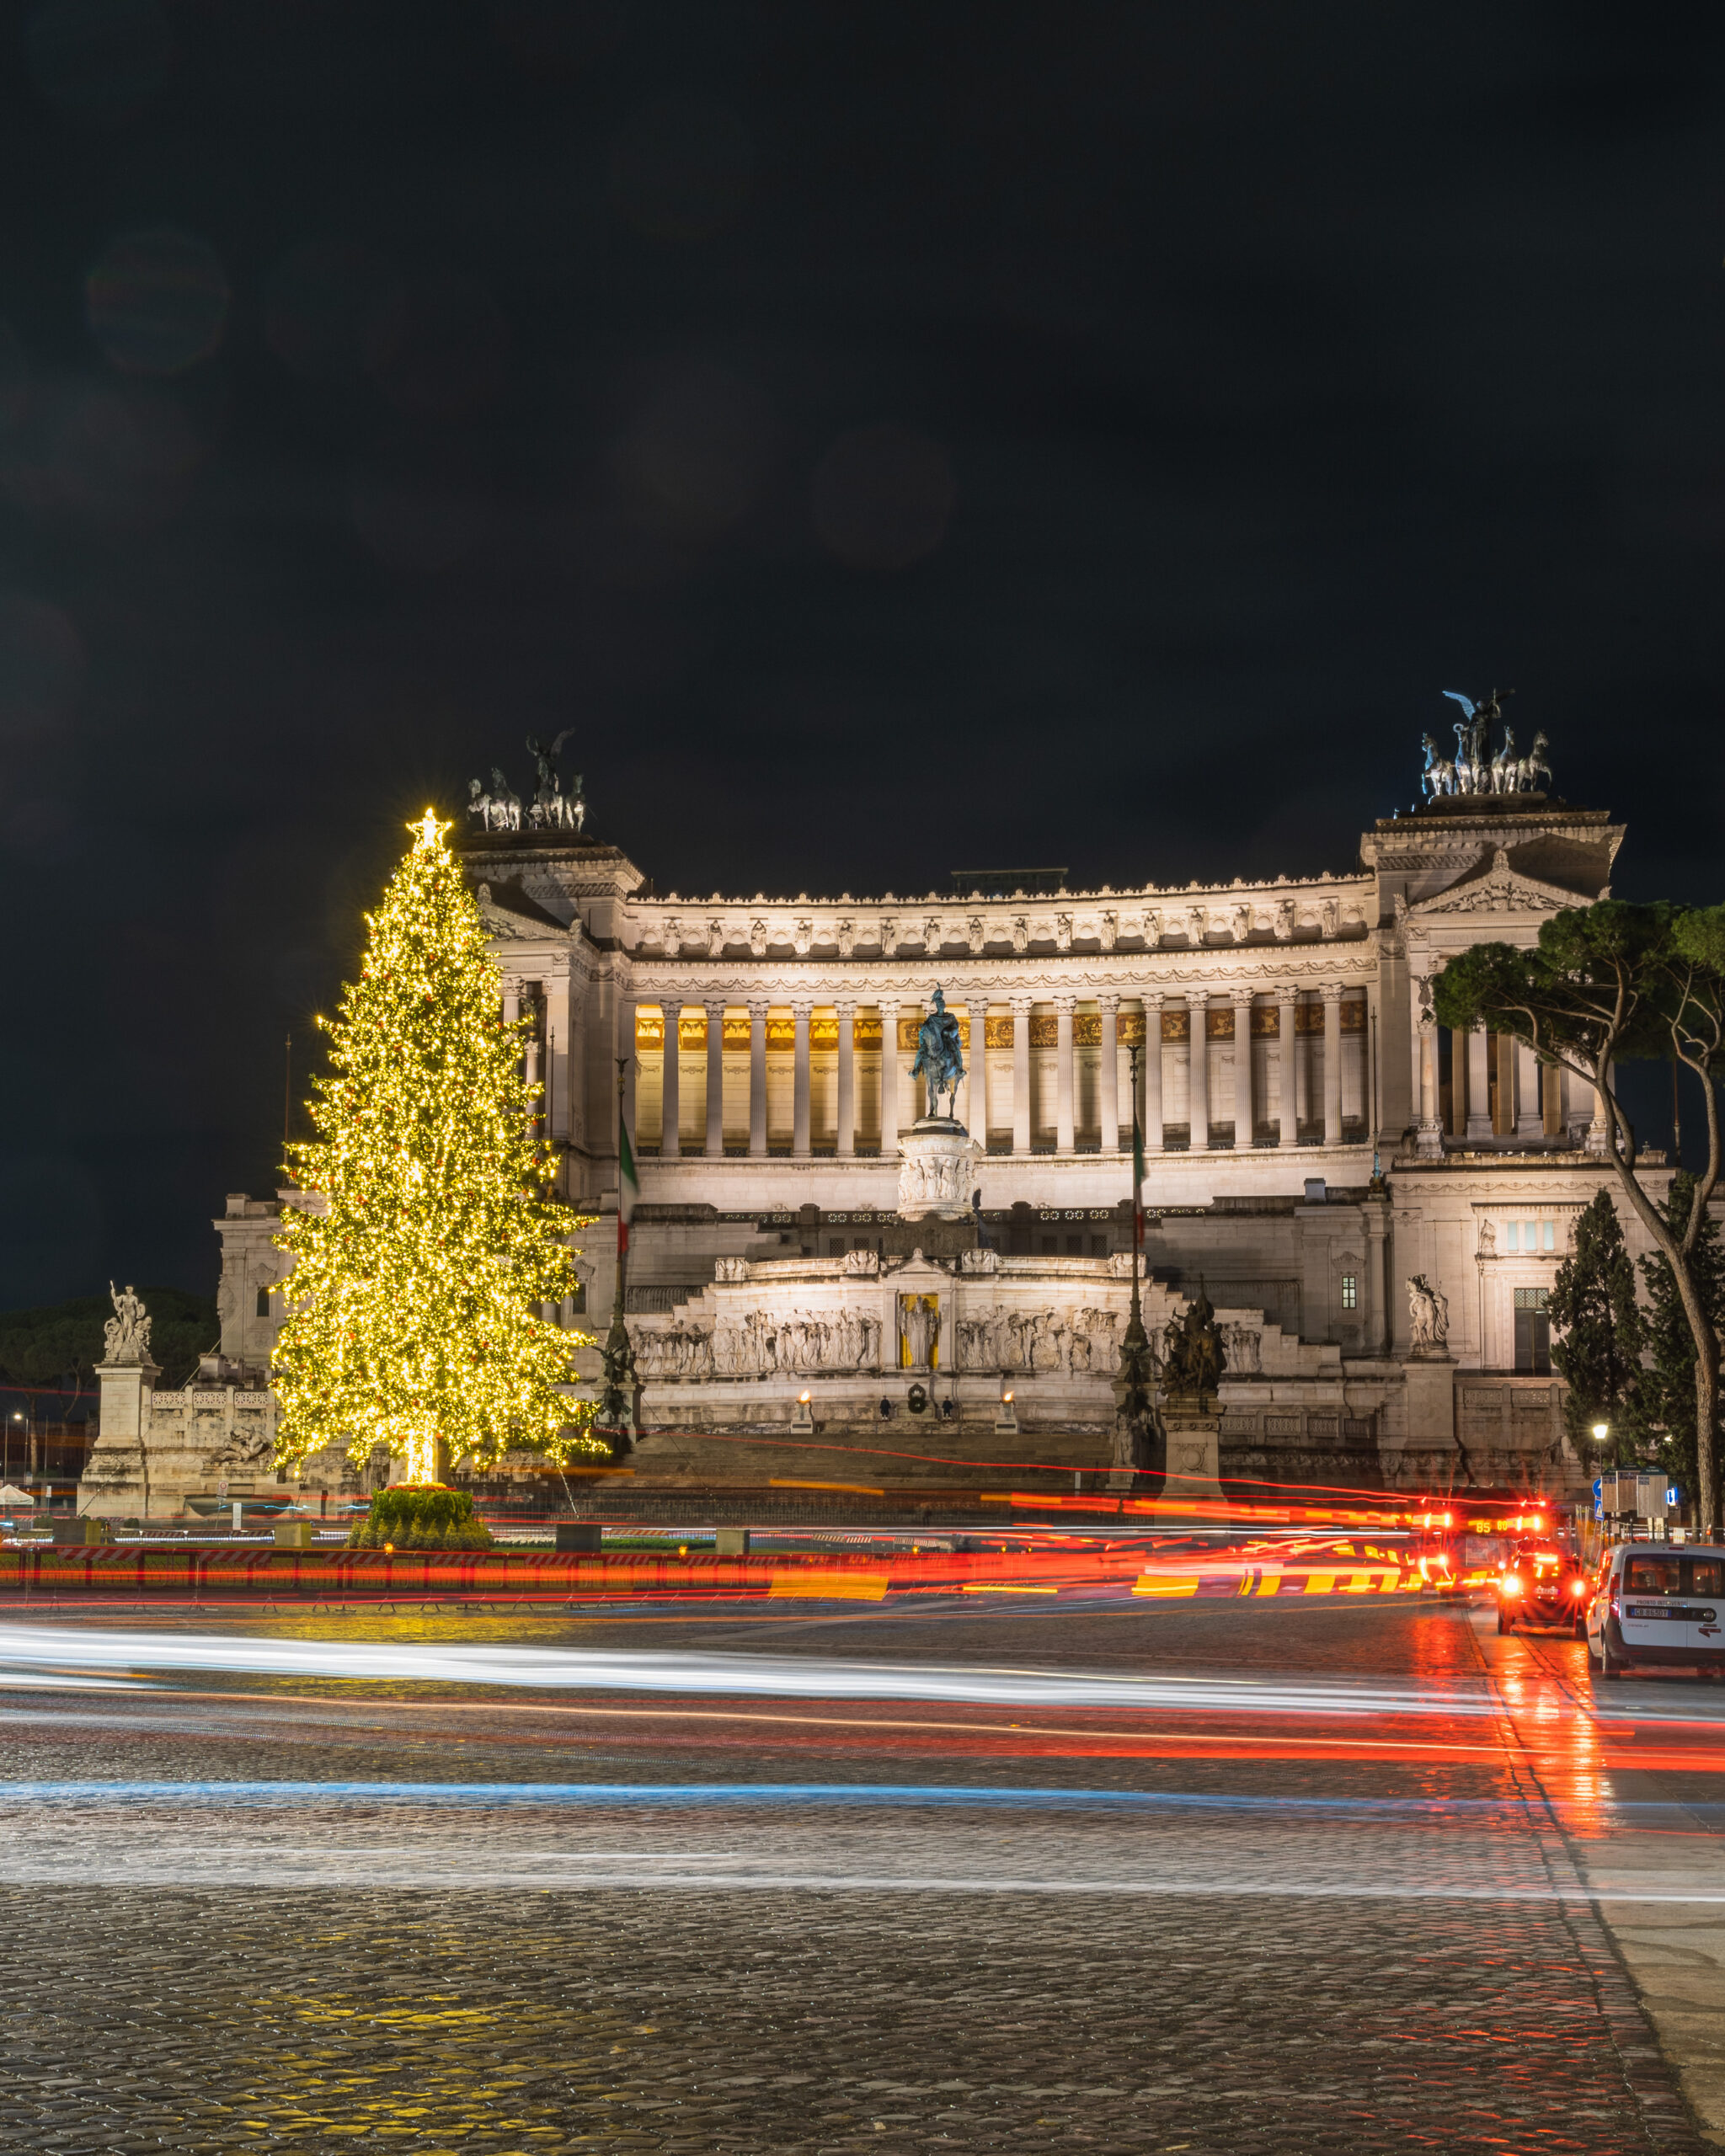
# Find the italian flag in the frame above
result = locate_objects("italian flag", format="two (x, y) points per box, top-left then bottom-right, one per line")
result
(618, 1115), (638, 1258)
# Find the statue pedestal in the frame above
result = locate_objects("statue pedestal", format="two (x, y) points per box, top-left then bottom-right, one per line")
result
(1402, 1354), (1456, 1449)
(96, 1357), (159, 1443)
(897, 1118), (978, 1220)
(1161, 1393), (1223, 1505)
(83, 1357), (161, 1519)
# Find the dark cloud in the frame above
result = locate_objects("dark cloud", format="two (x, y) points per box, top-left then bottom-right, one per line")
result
(2, 0), (1724, 1301)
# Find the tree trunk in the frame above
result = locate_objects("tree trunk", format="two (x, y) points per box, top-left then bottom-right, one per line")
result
(1596, 1070), (1722, 1533)
(1693, 1310), (1721, 1538)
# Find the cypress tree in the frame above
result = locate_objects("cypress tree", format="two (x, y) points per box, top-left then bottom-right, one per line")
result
(1547, 1189), (1646, 1464)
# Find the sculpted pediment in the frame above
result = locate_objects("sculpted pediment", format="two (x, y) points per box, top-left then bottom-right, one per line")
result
(1407, 847), (1577, 922)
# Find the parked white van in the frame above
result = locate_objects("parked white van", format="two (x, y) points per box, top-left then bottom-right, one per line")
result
(1586, 1545), (1725, 1680)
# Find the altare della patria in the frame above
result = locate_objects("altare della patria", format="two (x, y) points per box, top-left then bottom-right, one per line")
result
(83, 696), (1664, 1515)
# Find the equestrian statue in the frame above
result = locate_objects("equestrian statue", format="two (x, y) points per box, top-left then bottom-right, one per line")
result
(911, 986), (966, 1121)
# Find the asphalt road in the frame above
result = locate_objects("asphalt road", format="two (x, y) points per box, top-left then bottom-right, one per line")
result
(0, 1587), (1720, 2153)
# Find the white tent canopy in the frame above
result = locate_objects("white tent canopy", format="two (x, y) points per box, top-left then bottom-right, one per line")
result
(0, 1485), (36, 1505)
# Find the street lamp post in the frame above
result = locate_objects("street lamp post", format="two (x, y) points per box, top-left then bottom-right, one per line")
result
(595, 1054), (639, 1454)
(1592, 1421), (1612, 1539)
(1112, 1043), (1158, 1476)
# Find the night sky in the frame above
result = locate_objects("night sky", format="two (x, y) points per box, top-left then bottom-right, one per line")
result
(3, 1), (1723, 1305)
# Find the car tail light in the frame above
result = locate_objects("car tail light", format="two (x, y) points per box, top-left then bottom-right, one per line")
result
(1502, 1574), (1522, 1595)
(1571, 1579), (1586, 1598)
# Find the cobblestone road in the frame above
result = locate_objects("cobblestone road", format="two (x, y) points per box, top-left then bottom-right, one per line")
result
(0, 1593), (1716, 2153)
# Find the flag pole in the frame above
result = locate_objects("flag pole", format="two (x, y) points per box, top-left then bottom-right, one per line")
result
(598, 1050), (638, 1451)
(1113, 1040), (1156, 1479)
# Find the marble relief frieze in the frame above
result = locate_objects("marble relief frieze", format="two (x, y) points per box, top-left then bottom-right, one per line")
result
(621, 1256), (1313, 1392)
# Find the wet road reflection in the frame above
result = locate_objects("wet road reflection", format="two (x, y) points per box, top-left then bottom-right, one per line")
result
(1, 1587), (1721, 2151)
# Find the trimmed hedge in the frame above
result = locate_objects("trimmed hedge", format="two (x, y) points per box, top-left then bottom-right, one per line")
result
(347, 1485), (494, 1550)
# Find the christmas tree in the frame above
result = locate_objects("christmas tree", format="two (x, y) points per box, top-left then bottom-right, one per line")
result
(270, 810), (603, 1482)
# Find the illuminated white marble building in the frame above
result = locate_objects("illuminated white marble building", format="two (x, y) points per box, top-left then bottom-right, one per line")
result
(165, 745), (1680, 1508)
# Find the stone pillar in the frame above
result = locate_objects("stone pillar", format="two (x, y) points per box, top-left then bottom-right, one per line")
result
(1143, 995), (1164, 1153)
(836, 1001), (856, 1157)
(1562, 1062), (1584, 1144)
(1188, 1001), (1209, 1151)
(1278, 988), (1298, 1147)
(975, 1004), (992, 1148)
(1098, 995), (1119, 1150)
(660, 1005), (681, 1159)
(1417, 1017), (1443, 1159)
(705, 1002), (725, 1157)
(1055, 997), (1076, 1155)
(792, 1001), (812, 1157)
(1232, 990), (1254, 1150)
(1448, 1027), (1469, 1137)
(748, 1000), (769, 1157)
(1515, 1038), (1542, 1142)
(881, 1004), (900, 1157)
(1012, 996), (1032, 1154)
(1466, 1022), (1493, 1143)
(525, 1034), (543, 1143)
(1364, 1195), (1391, 1355)
(1587, 1065), (1611, 1156)
(1322, 986), (1343, 1147)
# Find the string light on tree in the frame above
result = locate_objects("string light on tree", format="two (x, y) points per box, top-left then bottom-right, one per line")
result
(270, 808), (606, 1483)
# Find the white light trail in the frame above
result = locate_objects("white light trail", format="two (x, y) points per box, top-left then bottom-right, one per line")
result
(0, 1625), (1524, 1719)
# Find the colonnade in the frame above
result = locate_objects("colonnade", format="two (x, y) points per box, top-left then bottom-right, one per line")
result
(626, 985), (1370, 1158)
(1414, 1019), (1588, 1146)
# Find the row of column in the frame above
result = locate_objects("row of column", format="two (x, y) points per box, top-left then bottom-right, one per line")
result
(1417, 1019), (1609, 1150)
(629, 987), (1360, 1159)
(1136, 986), (1348, 1154)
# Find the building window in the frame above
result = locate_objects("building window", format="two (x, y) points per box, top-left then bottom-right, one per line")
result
(1091, 1235), (1109, 1259)
(1541, 1220), (1556, 1251)
(255, 1287), (270, 1318)
(1503, 1222), (1519, 1251)
(1514, 1286), (1551, 1374)
(569, 1280), (586, 1315)
(1340, 1274), (1357, 1310)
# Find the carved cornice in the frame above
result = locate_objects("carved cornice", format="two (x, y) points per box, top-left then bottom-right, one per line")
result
(638, 870), (1374, 915)
(618, 956), (1380, 1000)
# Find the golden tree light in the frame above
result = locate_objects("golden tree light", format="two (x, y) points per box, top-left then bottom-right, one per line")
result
(270, 808), (605, 1482)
